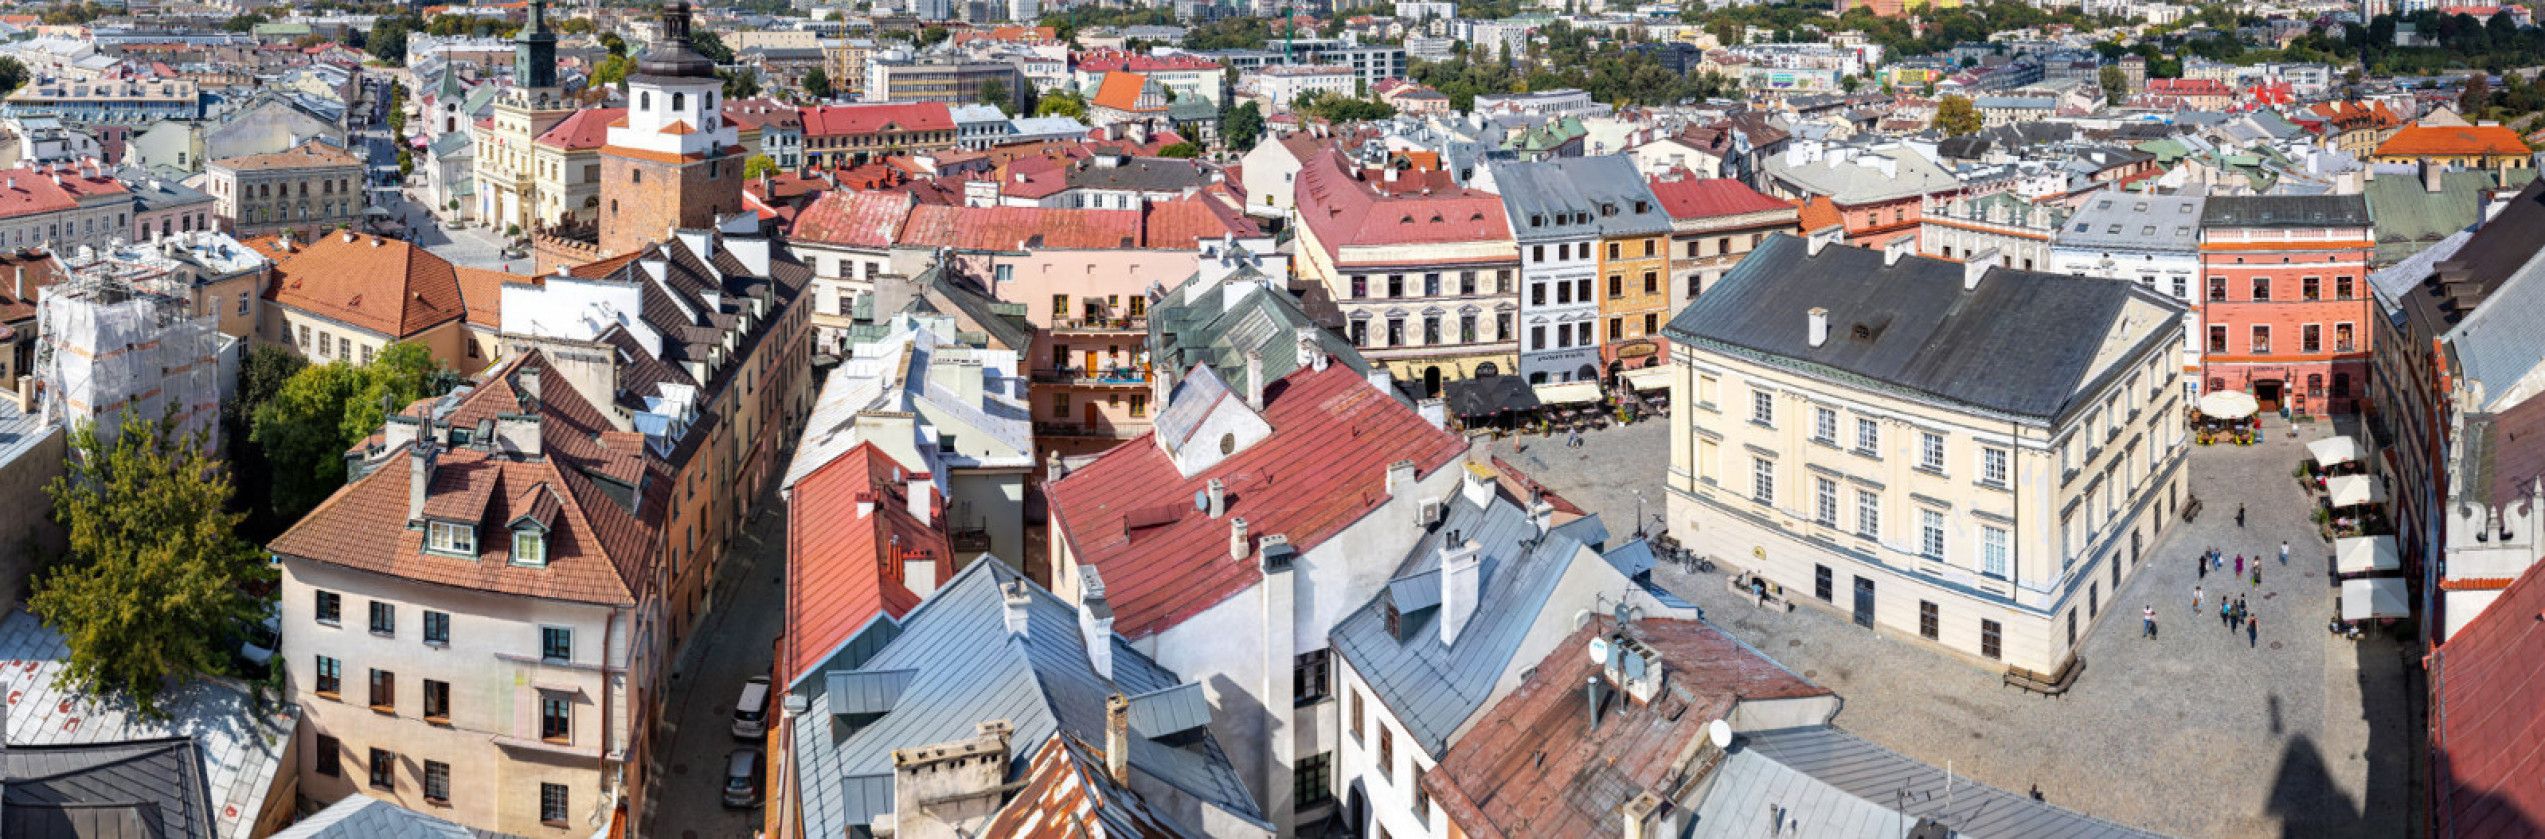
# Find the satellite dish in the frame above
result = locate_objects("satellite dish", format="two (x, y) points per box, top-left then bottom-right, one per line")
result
(1193, 489), (1208, 511)
(1622, 650), (1647, 682)
(1587, 636), (1612, 665)
(1708, 719), (1733, 750)
(1613, 599), (1634, 629)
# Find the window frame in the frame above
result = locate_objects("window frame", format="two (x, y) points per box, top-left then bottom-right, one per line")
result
(368, 601), (395, 636)
(540, 626), (573, 662)
(1918, 509), (1946, 560)
(315, 590), (341, 626)
(368, 747), (395, 791)
(423, 610), (450, 646)
(540, 782), (570, 826)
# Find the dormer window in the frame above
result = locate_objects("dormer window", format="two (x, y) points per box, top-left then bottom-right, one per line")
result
(513, 530), (547, 566)
(426, 521), (476, 556)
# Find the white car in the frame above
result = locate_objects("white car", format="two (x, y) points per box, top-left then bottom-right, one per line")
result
(731, 676), (771, 739)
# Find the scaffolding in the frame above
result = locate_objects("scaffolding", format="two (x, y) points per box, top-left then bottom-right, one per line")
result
(34, 245), (224, 452)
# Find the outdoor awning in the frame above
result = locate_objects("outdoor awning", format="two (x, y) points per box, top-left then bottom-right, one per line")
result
(1619, 366), (1672, 392)
(1534, 381), (1602, 405)
(1443, 375), (1540, 418)
(2199, 389), (2260, 420)
(2307, 436), (2361, 467)
(2326, 475), (2387, 508)
(2334, 535), (2400, 575)
(2341, 577), (2411, 621)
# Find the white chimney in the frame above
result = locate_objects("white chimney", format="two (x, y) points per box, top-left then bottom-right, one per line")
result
(857, 492), (877, 518)
(906, 476), (933, 525)
(1079, 566), (1114, 678)
(1385, 459), (1418, 498)
(1884, 235), (1914, 266)
(901, 547), (937, 599)
(1807, 307), (1829, 348)
(1806, 225), (1844, 255)
(1206, 478), (1227, 518)
(1229, 517), (1251, 562)
(1529, 495), (1556, 535)
(1438, 539), (1482, 647)
(1963, 248), (1998, 290)
(406, 436), (438, 523)
(1243, 350), (1265, 410)
(1002, 580), (1033, 637)
(1104, 694), (1131, 785)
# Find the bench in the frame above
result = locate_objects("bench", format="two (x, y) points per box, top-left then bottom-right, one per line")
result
(2181, 496), (2204, 523)
(2003, 655), (2085, 696)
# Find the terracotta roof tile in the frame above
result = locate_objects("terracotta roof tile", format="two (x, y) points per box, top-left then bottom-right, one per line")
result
(1047, 364), (1467, 638)
(780, 443), (953, 687)
(0, 249), (63, 325)
(1648, 176), (1795, 221)
(790, 189), (915, 247)
(257, 232), (508, 337)
(799, 102), (954, 137)
(534, 107), (625, 151)
(1091, 71), (1156, 113)
(1292, 148), (1511, 264)
(0, 166), (125, 221)
(2378, 124), (2531, 158)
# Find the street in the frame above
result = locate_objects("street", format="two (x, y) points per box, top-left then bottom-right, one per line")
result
(644, 493), (788, 839)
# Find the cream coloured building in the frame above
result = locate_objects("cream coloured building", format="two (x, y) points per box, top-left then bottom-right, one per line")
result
(1662, 232), (2190, 675)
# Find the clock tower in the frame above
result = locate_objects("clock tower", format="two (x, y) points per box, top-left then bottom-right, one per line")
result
(598, 1), (743, 257)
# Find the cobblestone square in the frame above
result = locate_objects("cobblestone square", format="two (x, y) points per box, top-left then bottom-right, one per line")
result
(1486, 417), (2419, 839)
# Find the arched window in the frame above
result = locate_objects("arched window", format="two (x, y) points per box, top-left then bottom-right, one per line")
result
(672, 92), (685, 111)
(640, 92), (651, 111)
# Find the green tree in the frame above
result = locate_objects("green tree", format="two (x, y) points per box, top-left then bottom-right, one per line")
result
(721, 66), (761, 99)
(1222, 100), (1265, 151)
(1158, 141), (1202, 158)
(2099, 65), (2128, 100)
(2461, 71), (2492, 117)
(222, 11), (269, 32)
(803, 65), (834, 100)
(251, 343), (450, 521)
(1035, 89), (1087, 118)
(979, 78), (1012, 113)
(600, 32), (627, 57)
(691, 29), (734, 63)
(368, 15), (413, 64)
(744, 154), (779, 179)
(34, 410), (271, 717)
(1933, 94), (1983, 136)
(592, 54), (633, 88)
(0, 57), (27, 99)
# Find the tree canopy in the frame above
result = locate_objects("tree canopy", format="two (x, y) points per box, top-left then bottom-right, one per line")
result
(1933, 94), (1982, 137)
(1158, 141), (1202, 159)
(1035, 89), (1088, 119)
(803, 65), (834, 100)
(250, 343), (452, 522)
(1222, 100), (1265, 152)
(744, 154), (779, 179)
(35, 410), (272, 717)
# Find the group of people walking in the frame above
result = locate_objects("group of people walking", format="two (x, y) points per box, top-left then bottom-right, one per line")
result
(2172, 544), (2284, 648)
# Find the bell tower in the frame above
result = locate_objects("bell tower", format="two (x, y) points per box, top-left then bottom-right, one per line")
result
(598, 1), (743, 257)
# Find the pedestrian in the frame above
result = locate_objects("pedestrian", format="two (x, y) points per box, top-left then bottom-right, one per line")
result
(2197, 552), (2208, 579)
(2214, 551), (2225, 571)
(2237, 504), (2247, 527)
(2193, 584), (2204, 611)
(2235, 554), (2244, 576)
(2248, 614), (2259, 648)
(2221, 599), (2234, 629)
(2029, 784), (2045, 802)
(2279, 540), (2290, 566)
(2236, 595), (2248, 623)
(2143, 605), (2157, 639)
(2253, 564), (2262, 588)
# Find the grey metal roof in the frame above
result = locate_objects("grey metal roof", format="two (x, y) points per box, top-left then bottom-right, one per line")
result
(1486, 155), (1672, 243)
(826, 668), (917, 716)
(788, 559), (1266, 837)
(1152, 361), (1234, 453)
(2053, 190), (2205, 253)
(1125, 682), (1210, 739)
(1664, 234), (2181, 421)
(2198, 194), (2371, 228)
(1686, 747), (1907, 839)
(2443, 241), (2545, 411)
(268, 794), (498, 838)
(3, 738), (214, 839)
(1147, 265), (1376, 406)
(1328, 492), (1598, 756)
(1737, 726), (2165, 838)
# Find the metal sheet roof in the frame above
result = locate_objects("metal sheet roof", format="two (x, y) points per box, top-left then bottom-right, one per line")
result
(827, 668), (918, 716)
(1125, 682), (1210, 740)
(1737, 726), (2164, 838)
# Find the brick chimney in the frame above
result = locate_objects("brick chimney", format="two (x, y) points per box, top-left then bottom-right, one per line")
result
(1229, 517), (1250, 562)
(406, 435), (439, 523)
(1105, 694), (1131, 785)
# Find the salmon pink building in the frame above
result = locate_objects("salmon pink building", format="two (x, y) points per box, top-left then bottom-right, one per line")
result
(2197, 195), (2374, 415)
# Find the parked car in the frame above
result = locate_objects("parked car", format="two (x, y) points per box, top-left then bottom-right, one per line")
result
(721, 748), (765, 809)
(234, 602), (281, 676)
(731, 675), (771, 739)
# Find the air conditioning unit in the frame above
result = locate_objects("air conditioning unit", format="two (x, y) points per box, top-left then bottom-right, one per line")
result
(1418, 499), (1445, 528)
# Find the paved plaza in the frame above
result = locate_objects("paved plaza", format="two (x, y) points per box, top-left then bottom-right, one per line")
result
(1487, 417), (2419, 839)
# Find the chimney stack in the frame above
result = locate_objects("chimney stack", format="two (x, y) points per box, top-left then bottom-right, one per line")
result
(1529, 494), (1556, 535)
(2423, 157), (2444, 194)
(1586, 675), (1606, 729)
(12, 265), (22, 301)
(1079, 566), (1114, 679)
(1438, 539), (1483, 647)
(1243, 350), (1265, 410)
(1805, 224), (1844, 256)
(1807, 307), (1829, 348)
(406, 436), (438, 523)
(1229, 517), (1251, 562)
(1884, 235), (1914, 266)
(1046, 450), (1069, 483)
(906, 475), (933, 525)
(1206, 478), (1227, 518)
(1105, 694), (1131, 786)
(1962, 248), (1998, 290)
(1001, 580), (1032, 638)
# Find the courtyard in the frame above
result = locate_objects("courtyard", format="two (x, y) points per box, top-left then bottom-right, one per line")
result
(1487, 417), (2419, 839)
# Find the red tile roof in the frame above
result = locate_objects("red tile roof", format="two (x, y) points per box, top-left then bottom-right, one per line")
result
(1425, 617), (1831, 839)
(1796, 195), (1843, 233)
(1046, 363), (1467, 639)
(1292, 148), (1511, 265)
(722, 98), (802, 131)
(781, 442), (953, 687)
(2378, 124), (2532, 158)
(1647, 176), (1794, 221)
(2145, 78), (2233, 97)
(268, 354), (656, 607)
(0, 166), (126, 221)
(799, 102), (954, 138)
(534, 107), (625, 151)
(1090, 72), (1159, 113)
(2432, 562), (2545, 838)
(253, 232), (501, 338)
(1073, 49), (1221, 73)
(0, 248), (62, 325)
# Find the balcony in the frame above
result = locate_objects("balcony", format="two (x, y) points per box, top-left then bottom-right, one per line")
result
(1052, 315), (1144, 334)
(1032, 365), (1150, 386)
(1034, 421), (1150, 439)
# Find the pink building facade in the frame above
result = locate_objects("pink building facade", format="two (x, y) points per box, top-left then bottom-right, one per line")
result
(2197, 195), (2375, 416)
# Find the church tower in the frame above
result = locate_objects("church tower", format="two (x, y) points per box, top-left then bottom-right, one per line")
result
(516, 0), (559, 91)
(478, 0), (572, 230)
(598, 0), (743, 258)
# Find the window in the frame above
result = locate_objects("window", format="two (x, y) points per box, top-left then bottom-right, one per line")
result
(2301, 276), (2321, 300)
(1918, 432), (1945, 473)
(1411, 764), (1431, 824)
(1423, 273), (1440, 296)
(369, 601), (394, 635)
(1295, 752), (1335, 808)
(424, 611), (450, 645)
(540, 783), (569, 825)
(1815, 564), (1833, 601)
(1814, 477), (1837, 526)
(2208, 325), (2228, 353)
(541, 626), (573, 661)
(1698, 375), (1718, 407)
(369, 669), (396, 711)
(1387, 318), (1404, 347)
(1919, 601), (1939, 639)
(1377, 726), (1395, 780)
(1386, 274), (1403, 297)
(2251, 277), (2270, 301)
(1608, 317), (1623, 341)
(369, 748), (395, 790)
(315, 734), (340, 777)
(1857, 490), (1880, 538)
(1855, 418), (1879, 454)
(1530, 282), (1546, 306)
(1460, 271), (1476, 295)
(2251, 325), (2271, 354)
(1980, 619), (2002, 659)
(1643, 271), (1658, 294)
(315, 590), (341, 625)
(424, 760), (450, 804)
(424, 679), (450, 722)
(236, 291), (248, 316)
(314, 655), (341, 697)
(2336, 322), (2356, 353)
(2207, 277), (2226, 301)
(1812, 406), (1836, 443)
(514, 530), (547, 566)
(1919, 509), (1945, 560)
(1750, 390), (1774, 426)
(1293, 649), (1330, 706)
(1460, 314), (1477, 343)
(1607, 275), (1622, 297)
(1607, 242), (1620, 260)
(1423, 316), (1441, 345)
(1751, 458), (1775, 504)
(2336, 275), (2355, 300)
(1348, 689), (1364, 742)
(1980, 448), (2009, 488)
(540, 693), (571, 743)
(425, 522), (475, 556)
(1352, 321), (1369, 347)
(1982, 525), (2010, 579)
